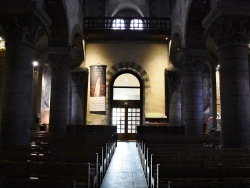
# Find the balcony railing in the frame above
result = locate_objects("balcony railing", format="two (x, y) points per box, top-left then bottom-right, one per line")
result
(84, 17), (171, 34)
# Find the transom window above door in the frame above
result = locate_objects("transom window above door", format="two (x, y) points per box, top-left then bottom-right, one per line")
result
(113, 73), (140, 100)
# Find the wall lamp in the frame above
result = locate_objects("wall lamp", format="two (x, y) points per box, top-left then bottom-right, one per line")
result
(216, 64), (220, 71)
(33, 61), (39, 73)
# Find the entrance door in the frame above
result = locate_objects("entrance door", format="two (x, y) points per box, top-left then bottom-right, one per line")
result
(111, 73), (142, 140)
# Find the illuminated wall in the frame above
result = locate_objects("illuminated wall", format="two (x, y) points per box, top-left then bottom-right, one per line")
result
(83, 40), (171, 125)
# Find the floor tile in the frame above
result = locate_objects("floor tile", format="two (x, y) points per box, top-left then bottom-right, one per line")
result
(101, 141), (147, 188)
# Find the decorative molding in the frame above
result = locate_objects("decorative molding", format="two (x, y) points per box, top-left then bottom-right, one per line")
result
(207, 15), (250, 46)
(4, 16), (46, 45)
(49, 54), (72, 73)
(48, 47), (77, 73)
(70, 68), (88, 86)
(176, 48), (208, 73)
(166, 70), (182, 86)
(184, 56), (204, 73)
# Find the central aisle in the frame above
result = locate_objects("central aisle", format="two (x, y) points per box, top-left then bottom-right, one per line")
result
(101, 141), (148, 188)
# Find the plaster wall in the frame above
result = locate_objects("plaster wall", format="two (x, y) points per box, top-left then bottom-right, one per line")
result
(83, 40), (170, 125)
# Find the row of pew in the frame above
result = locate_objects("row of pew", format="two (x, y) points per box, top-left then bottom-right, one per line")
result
(137, 126), (250, 188)
(0, 125), (117, 188)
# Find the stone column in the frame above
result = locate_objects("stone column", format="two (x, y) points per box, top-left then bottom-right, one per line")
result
(166, 69), (182, 126)
(0, 11), (50, 146)
(177, 49), (208, 135)
(202, 64), (212, 128)
(203, 3), (250, 148)
(70, 68), (86, 125)
(48, 48), (76, 134)
(0, 52), (5, 130)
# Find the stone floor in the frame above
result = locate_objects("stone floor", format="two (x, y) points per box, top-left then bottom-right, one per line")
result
(100, 141), (148, 188)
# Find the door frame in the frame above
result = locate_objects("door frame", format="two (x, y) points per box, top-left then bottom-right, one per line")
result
(110, 71), (143, 140)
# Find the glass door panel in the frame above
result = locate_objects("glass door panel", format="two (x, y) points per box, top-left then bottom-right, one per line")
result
(112, 107), (140, 134)
(112, 108), (125, 133)
(128, 108), (140, 133)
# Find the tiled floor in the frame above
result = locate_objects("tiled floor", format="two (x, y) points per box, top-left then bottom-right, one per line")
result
(101, 141), (148, 188)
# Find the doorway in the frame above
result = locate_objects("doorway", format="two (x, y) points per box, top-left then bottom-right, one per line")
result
(111, 73), (143, 140)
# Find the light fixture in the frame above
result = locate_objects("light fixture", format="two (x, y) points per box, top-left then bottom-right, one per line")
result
(33, 61), (38, 67)
(0, 36), (6, 51)
(216, 64), (220, 71)
(33, 61), (38, 73)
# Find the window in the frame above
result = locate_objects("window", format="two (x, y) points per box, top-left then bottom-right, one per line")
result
(113, 73), (140, 100)
(112, 19), (125, 30)
(112, 18), (144, 30)
(130, 19), (144, 30)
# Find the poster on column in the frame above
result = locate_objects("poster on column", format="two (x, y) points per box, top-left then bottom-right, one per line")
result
(90, 65), (107, 112)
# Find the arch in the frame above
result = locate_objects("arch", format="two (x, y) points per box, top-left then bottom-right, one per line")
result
(70, 24), (83, 46)
(111, 4), (144, 17)
(111, 71), (142, 100)
(106, 62), (151, 125)
(107, 0), (148, 17)
(44, 0), (69, 46)
(169, 25), (184, 68)
(185, 0), (211, 48)
(70, 26), (84, 68)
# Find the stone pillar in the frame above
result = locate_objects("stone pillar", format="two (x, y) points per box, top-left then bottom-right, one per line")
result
(0, 10), (50, 146)
(203, 3), (250, 148)
(48, 48), (76, 134)
(166, 69), (182, 126)
(202, 64), (212, 128)
(177, 49), (208, 135)
(70, 67), (89, 125)
(0, 52), (5, 130)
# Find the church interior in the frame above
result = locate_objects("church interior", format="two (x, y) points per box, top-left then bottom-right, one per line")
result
(0, 0), (250, 187)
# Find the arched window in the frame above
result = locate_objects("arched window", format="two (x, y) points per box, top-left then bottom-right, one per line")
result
(130, 19), (144, 30)
(113, 73), (140, 100)
(112, 18), (125, 30)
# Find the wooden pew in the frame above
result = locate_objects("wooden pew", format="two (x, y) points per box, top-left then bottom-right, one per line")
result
(0, 178), (74, 188)
(0, 126), (117, 188)
(136, 132), (250, 188)
(28, 162), (92, 188)
(29, 131), (117, 185)
(155, 164), (250, 188)
(0, 161), (93, 188)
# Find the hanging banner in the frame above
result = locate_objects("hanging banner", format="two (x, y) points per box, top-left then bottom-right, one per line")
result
(90, 65), (107, 112)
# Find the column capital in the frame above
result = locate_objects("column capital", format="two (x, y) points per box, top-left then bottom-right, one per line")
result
(176, 48), (208, 73)
(1, 0), (51, 45)
(203, 2), (250, 47)
(176, 48), (209, 61)
(48, 47), (77, 73)
(70, 67), (89, 86)
(203, 2), (250, 29)
(165, 68), (182, 86)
